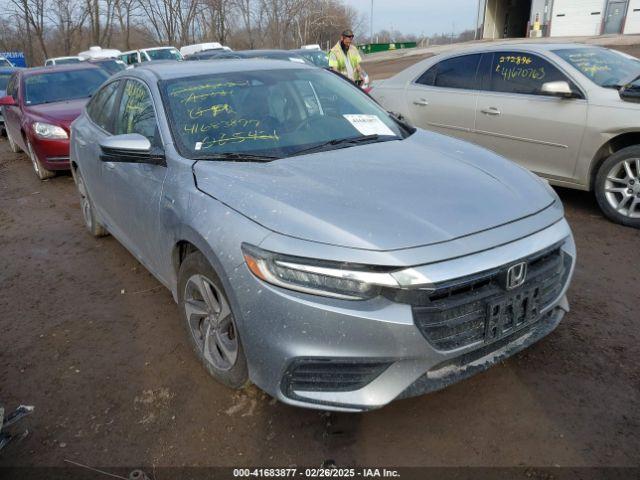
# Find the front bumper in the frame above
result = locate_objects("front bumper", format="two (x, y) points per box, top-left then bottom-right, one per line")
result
(30, 136), (71, 170)
(230, 220), (576, 412)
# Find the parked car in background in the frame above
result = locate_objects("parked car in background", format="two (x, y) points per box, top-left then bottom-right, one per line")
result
(0, 56), (14, 67)
(88, 58), (127, 75)
(70, 60), (575, 411)
(0, 64), (108, 179)
(44, 56), (83, 66)
(180, 42), (231, 58)
(119, 47), (182, 66)
(186, 50), (243, 61)
(372, 43), (640, 228)
(236, 49), (312, 64)
(290, 48), (328, 68)
(78, 46), (122, 61)
(0, 67), (20, 135)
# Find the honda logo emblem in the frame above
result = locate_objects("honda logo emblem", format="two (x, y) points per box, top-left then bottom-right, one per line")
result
(506, 262), (527, 290)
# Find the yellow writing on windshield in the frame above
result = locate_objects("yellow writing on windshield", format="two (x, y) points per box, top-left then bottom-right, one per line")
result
(198, 130), (280, 149)
(188, 104), (235, 119)
(184, 118), (261, 134)
(170, 81), (249, 97)
(181, 90), (233, 104)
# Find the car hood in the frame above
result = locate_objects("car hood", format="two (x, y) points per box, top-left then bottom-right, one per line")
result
(193, 130), (556, 251)
(25, 98), (88, 129)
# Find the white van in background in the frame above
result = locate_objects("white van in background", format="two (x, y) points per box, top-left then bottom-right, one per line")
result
(119, 47), (182, 66)
(179, 42), (231, 58)
(78, 46), (122, 60)
(44, 56), (83, 66)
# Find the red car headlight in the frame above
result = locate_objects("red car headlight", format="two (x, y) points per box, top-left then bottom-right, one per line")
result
(32, 122), (68, 139)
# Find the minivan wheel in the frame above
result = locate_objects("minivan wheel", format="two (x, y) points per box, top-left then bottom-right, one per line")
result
(595, 146), (640, 228)
(6, 129), (21, 153)
(178, 251), (249, 389)
(75, 171), (108, 237)
(26, 140), (55, 180)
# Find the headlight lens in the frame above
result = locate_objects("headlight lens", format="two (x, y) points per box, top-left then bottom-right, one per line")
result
(242, 244), (408, 300)
(32, 122), (68, 139)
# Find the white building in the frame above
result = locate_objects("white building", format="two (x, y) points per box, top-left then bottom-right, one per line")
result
(479, 0), (640, 39)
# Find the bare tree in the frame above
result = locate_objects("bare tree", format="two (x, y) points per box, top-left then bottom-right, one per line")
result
(114, 0), (138, 49)
(85, 0), (117, 46)
(137, 0), (201, 45)
(9, 0), (50, 61)
(49, 0), (87, 54)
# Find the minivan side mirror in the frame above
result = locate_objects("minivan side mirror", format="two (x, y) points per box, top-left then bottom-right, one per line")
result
(0, 95), (16, 106)
(540, 81), (576, 98)
(99, 133), (165, 166)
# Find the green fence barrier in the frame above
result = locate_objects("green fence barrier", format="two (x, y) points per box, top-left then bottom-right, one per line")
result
(358, 42), (417, 55)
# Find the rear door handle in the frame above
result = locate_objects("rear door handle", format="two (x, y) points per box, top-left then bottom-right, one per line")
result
(104, 161), (116, 170)
(413, 98), (429, 106)
(481, 107), (501, 116)
(76, 138), (87, 146)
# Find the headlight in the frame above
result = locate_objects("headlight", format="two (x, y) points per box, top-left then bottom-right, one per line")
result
(32, 122), (68, 139)
(241, 244), (432, 300)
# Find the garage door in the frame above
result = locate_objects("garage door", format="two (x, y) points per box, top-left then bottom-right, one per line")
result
(624, 0), (640, 33)
(551, 0), (605, 36)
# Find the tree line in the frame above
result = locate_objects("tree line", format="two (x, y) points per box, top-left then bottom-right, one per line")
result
(0, 0), (363, 65)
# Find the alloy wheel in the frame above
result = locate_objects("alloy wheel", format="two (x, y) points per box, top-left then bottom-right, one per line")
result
(604, 158), (640, 219)
(183, 274), (238, 371)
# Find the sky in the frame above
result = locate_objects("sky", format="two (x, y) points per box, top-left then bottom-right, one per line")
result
(350, 0), (482, 37)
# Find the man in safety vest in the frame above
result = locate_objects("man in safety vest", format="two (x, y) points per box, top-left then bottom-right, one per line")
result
(328, 29), (363, 84)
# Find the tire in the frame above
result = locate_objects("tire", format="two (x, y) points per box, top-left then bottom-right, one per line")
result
(6, 128), (21, 153)
(595, 146), (640, 229)
(178, 251), (249, 389)
(26, 139), (55, 180)
(75, 170), (108, 237)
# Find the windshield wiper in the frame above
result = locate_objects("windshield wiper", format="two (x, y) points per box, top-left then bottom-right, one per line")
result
(289, 134), (398, 157)
(193, 152), (281, 163)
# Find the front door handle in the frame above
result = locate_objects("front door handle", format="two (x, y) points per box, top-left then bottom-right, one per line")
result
(413, 98), (429, 106)
(481, 107), (501, 116)
(76, 138), (87, 146)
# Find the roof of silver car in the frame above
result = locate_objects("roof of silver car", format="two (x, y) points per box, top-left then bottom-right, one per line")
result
(442, 42), (601, 55)
(131, 58), (313, 80)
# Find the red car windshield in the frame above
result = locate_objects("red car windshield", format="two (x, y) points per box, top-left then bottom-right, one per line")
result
(24, 68), (108, 105)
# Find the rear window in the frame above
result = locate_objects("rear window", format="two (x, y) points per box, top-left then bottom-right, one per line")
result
(416, 54), (482, 90)
(24, 68), (108, 105)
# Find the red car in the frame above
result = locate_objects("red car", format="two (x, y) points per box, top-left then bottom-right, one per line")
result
(0, 64), (108, 179)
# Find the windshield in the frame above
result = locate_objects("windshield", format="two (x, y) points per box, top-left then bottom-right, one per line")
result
(162, 68), (404, 159)
(146, 48), (182, 61)
(24, 68), (108, 105)
(0, 73), (11, 90)
(96, 60), (126, 75)
(54, 57), (82, 65)
(554, 47), (640, 87)
(299, 50), (329, 68)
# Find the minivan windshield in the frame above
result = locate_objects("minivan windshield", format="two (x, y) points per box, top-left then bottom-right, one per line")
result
(161, 68), (405, 159)
(24, 68), (108, 105)
(554, 47), (640, 88)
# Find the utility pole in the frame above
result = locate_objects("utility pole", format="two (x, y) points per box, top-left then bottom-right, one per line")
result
(370, 0), (374, 43)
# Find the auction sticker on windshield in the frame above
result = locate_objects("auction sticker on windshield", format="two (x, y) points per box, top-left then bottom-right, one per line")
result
(343, 114), (395, 136)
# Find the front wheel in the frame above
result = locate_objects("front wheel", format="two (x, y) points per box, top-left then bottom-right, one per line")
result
(595, 146), (640, 228)
(26, 140), (55, 180)
(6, 128), (21, 153)
(178, 251), (249, 389)
(75, 171), (108, 237)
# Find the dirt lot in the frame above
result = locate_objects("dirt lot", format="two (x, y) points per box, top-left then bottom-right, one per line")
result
(0, 48), (639, 470)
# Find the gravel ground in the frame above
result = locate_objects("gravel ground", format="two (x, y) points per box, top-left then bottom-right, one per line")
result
(0, 64), (639, 471)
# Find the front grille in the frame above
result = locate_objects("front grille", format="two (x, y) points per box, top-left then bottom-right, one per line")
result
(413, 243), (571, 351)
(282, 358), (391, 394)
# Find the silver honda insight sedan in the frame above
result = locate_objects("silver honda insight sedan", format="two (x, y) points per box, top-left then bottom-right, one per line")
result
(70, 60), (576, 411)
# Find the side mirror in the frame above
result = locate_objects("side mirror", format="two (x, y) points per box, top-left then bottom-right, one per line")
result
(99, 133), (165, 166)
(540, 81), (575, 98)
(619, 83), (640, 104)
(0, 95), (16, 106)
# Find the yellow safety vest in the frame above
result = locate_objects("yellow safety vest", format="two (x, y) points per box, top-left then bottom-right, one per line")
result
(328, 42), (362, 82)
